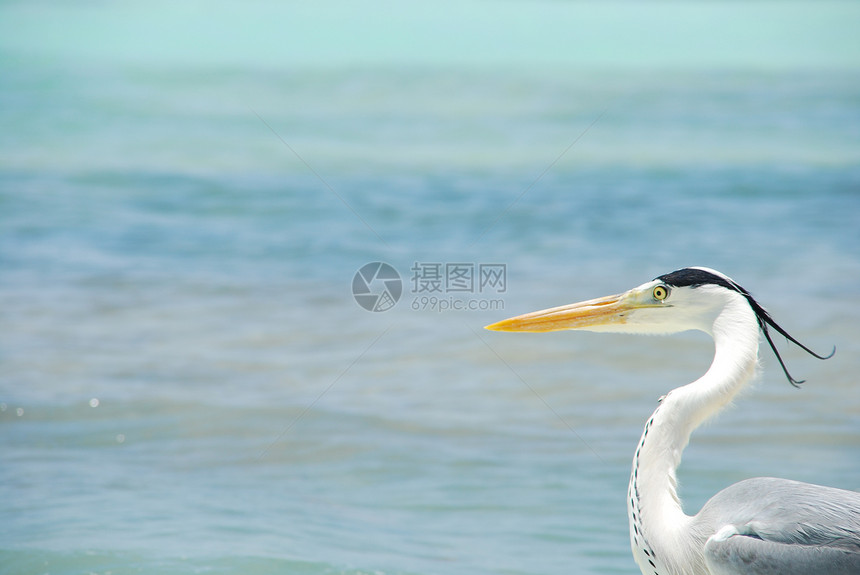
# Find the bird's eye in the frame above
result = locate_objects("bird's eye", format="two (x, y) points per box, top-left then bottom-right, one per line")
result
(653, 285), (669, 301)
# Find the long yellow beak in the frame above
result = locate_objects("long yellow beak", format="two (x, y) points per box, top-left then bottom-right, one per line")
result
(485, 293), (628, 333)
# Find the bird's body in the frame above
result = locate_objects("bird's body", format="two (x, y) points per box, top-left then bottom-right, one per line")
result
(486, 267), (860, 574)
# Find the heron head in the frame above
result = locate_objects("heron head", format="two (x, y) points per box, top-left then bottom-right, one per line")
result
(484, 267), (731, 336)
(484, 266), (834, 385)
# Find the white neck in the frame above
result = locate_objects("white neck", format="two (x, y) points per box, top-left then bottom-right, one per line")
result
(627, 295), (760, 575)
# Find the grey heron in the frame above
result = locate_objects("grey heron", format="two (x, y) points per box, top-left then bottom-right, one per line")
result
(485, 267), (860, 575)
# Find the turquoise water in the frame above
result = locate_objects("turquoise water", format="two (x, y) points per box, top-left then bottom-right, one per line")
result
(2, 2), (860, 575)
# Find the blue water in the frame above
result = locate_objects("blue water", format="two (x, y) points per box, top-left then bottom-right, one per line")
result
(2, 2), (860, 575)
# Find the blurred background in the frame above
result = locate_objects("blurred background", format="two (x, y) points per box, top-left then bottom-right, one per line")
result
(1, 2), (859, 574)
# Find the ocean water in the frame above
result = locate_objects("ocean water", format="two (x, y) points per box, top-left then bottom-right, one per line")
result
(2, 2), (860, 575)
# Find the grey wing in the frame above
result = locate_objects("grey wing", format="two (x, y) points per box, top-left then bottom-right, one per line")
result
(704, 535), (860, 575)
(695, 477), (860, 575)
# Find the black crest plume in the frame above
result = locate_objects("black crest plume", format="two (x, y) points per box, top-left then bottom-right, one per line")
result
(657, 268), (835, 387)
